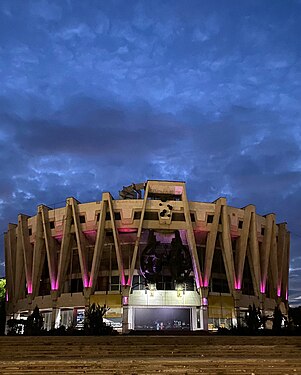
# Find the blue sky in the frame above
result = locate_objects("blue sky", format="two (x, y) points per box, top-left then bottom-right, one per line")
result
(0, 0), (300, 305)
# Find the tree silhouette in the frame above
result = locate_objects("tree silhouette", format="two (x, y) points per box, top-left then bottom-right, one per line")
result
(244, 304), (265, 332)
(84, 303), (112, 335)
(24, 306), (43, 335)
(272, 305), (284, 332)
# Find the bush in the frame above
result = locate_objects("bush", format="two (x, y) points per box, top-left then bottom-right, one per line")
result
(84, 303), (114, 335)
(24, 306), (43, 335)
(244, 304), (267, 332)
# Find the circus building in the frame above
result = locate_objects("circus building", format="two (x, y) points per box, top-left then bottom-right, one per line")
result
(4, 180), (290, 332)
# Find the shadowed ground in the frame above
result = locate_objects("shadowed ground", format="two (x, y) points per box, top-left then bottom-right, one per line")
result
(0, 336), (300, 374)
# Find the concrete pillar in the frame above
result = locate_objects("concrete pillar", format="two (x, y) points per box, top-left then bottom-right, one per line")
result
(122, 305), (130, 334)
(260, 292), (266, 328)
(200, 305), (208, 330)
(233, 290), (242, 327)
(51, 290), (59, 329)
(121, 286), (130, 333)
(200, 287), (209, 330)
(27, 294), (33, 308)
(84, 287), (91, 308)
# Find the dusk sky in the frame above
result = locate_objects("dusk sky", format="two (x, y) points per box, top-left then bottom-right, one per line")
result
(0, 0), (300, 305)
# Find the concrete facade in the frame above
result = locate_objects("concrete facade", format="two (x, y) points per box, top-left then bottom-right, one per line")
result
(4, 180), (289, 332)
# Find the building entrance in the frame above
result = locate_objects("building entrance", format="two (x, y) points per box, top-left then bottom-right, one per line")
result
(134, 307), (191, 331)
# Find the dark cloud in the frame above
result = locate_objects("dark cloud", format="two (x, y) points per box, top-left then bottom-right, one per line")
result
(0, 0), (300, 304)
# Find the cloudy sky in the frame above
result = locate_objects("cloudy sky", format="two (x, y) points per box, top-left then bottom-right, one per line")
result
(0, 0), (300, 305)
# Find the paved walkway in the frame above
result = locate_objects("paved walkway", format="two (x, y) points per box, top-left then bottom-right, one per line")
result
(0, 336), (300, 374)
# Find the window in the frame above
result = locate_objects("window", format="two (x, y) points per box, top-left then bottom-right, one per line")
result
(96, 276), (109, 291)
(190, 213), (196, 222)
(114, 212), (121, 220)
(96, 213), (100, 221)
(261, 227), (265, 236)
(110, 276), (120, 291)
(134, 211), (141, 220)
(144, 211), (158, 220)
(49, 221), (55, 229)
(28, 228), (32, 236)
(171, 213), (185, 221)
(71, 278), (83, 293)
(238, 220), (243, 229)
(132, 275), (145, 291)
(105, 212), (111, 220)
(79, 215), (86, 223)
(60, 310), (73, 328)
(211, 278), (230, 293)
(207, 214), (214, 223)
(156, 275), (173, 290)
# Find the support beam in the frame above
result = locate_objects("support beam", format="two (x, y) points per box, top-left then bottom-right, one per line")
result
(277, 223), (287, 298)
(203, 199), (222, 287)
(5, 224), (17, 303)
(127, 182), (150, 286)
(106, 193), (125, 286)
(219, 201), (235, 294)
(31, 210), (45, 298)
(18, 214), (33, 295)
(248, 210), (261, 296)
(15, 224), (25, 302)
(235, 205), (252, 290)
(182, 184), (203, 289)
(56, 201), (73, 295)
(282, 232), (290, 301)
(89, 199), (108, 293)
(40, 205), (59, 292)
(70, 197), (89, 288)
(269, 219), (278, 299)
(260, 214), (274, 294)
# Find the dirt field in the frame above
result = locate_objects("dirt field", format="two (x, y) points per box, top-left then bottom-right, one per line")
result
(0, 335), (300, 374)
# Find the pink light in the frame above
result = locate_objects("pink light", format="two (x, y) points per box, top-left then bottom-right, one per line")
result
(27, 282), (32, 294)
(120, 273), (126, 286)
(203, 277), (209, 288)
(6, 291), (8, 302)
(202, 297), (208, 306)
(235, 279), (241, 290)
(123, 296), (129, 305)
(277, 286), (281, 297)
(285, 289), (288, 300)
(83, 275), (89, 288)
(51, 279), (58, 291)
(118, 228), (138, 233)
(260, 281), (266, 294)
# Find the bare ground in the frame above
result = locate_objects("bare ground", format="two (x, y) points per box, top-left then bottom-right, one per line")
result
(0, 335), (300, 374)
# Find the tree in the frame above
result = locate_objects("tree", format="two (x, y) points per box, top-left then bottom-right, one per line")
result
(272, 305), (284, 332)
(288, 306), (301, 330)
(244, 304), (264, 332)
(0, 279), (6, 335)
(84, 303), (113, 335)
(24, 306), (44, 335)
